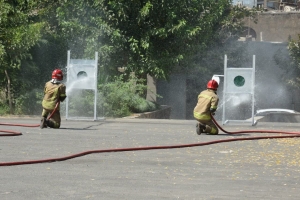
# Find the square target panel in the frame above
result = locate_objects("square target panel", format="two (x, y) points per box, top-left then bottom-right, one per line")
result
(225, 68), (254, 93)
(67, 59), (97, 90)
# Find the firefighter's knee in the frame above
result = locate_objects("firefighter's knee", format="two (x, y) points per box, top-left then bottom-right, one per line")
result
(53, 123), (60, 129)
(52, 121), (60, 128)
(210, 127), (218, 135)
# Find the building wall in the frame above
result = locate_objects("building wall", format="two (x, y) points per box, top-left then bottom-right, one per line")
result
(248, 12), (300, 42)
(232, 0), (258, 7)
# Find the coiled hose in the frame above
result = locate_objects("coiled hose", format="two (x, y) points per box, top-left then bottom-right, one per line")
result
(1, 115), (300, 166)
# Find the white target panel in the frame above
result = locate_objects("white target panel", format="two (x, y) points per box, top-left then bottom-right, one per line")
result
(65, 51), (99, 121)
(225, 68), (254, 94)
(222, 54), (256, 126)
(67, 59), (97, 90)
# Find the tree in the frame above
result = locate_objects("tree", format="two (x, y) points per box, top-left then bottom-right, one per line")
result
(185, 5), (257, 119)
(0, 0), (43, 114)
(285, 34), (300, 88)
(41, 0), (252, 80)
(0, 0), (257, 115)
(90, 0), (235, 79)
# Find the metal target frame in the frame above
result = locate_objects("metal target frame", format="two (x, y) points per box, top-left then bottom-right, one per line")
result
(65, 51), (99, 121)
(222, 55), (256, 126)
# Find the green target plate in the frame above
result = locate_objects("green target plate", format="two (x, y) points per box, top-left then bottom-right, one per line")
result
(234, 75), (245, 87)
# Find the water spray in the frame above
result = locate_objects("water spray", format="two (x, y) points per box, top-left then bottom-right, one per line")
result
(66, 77), (94, 95)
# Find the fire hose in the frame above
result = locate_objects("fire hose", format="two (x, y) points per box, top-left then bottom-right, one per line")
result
(0, 102), (59, 136)
(1, 113), (300, 166)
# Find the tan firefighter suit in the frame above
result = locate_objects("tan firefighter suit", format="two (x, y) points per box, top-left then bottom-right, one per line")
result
(41, 81), (66, 128)
(193, 89), (219, 134)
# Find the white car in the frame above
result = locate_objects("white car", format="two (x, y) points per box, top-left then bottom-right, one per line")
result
(255, 108), (298, 116)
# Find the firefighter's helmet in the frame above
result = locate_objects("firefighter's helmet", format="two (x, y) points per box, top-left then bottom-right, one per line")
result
(52, 69), (63, 81)
(207, 80), (218, 90)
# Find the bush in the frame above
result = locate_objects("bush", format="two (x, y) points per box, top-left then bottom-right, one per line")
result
(0, 103), (9, 115)
(129, 95), (159, 113)
(0, 88), (43, 115)
(14, 89), (44, 115)
(99, 75), (160, 118)
(0, 74), (160, 118)
(0, 91), (9, 115)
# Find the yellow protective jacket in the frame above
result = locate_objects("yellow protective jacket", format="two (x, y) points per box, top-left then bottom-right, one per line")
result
(193, 89), (219, 120)
(42, 81), (66, 110)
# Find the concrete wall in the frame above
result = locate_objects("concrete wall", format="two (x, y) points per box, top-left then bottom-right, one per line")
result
(248, 12), (300, 42)
(133, 105), (171, 119)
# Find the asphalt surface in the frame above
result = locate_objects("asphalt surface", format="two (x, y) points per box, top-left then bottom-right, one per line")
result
(1, 117), (300, 200)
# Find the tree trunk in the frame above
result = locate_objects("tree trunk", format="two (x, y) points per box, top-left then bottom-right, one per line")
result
(4, 69), (13, 114)
(264, 0), (267, 9)
(138, 73), (148, 99)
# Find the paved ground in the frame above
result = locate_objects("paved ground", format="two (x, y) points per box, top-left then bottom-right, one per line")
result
(1, 117), (300, 200)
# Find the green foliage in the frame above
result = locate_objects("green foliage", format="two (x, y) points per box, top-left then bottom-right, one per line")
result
(184, 5), (257, 119)
(272, 34), (300, 89)
(99, 75), (159, 117)
(0, 0), (44, 114)
(14, 89), (44, 115)
(129, 95), (158, 113)
(0, 103), (9, 115)
(0, 1), (44, 69)
(285, 34), (300, 88)
(0, 0), (258, 117)
(186, 5), (256, 82)
(0, 90), (9, 115)
(32, 0), (251, 80)
(91, 0), (235, 79)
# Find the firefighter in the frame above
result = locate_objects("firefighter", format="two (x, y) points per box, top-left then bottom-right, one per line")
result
(193, 79), (219, 135)
(40, 69), (67, 129)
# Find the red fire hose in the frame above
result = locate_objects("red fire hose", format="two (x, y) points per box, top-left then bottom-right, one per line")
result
(1, 114), (300, 166)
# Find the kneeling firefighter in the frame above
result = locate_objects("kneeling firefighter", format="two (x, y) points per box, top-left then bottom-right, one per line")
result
(193, 79), (219, 135)
(40, 69), (67, 129)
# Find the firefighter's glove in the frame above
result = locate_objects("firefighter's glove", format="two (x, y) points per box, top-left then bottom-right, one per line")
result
(210, 108), (216, 115)
(210, 108), (216, 113)
(59, 96), (66, 102)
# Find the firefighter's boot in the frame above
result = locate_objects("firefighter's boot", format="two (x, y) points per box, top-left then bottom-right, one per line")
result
(196, 123), (206, 135)
(46, 119), (60, 128)
(196, 123), (201, 135)
(40, 117), (47, 129)
(46, 119), (56, 128)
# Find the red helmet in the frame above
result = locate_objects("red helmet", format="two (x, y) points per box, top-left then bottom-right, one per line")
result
(207, 80), (218, 90)
(52, 69), (63, 81)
